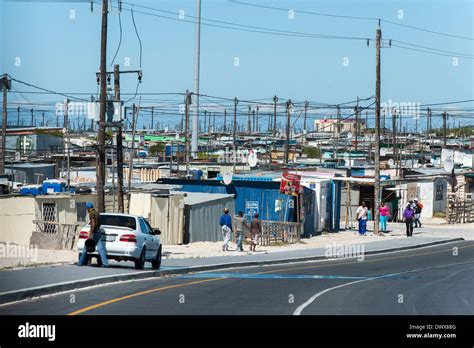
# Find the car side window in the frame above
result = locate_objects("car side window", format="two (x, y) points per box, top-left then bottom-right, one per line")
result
(144, 220), (154, 234)
(138, 218), (149, 234)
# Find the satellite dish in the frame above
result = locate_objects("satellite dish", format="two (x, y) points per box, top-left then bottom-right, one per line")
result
(247, 151), (258, 167)
(444, 157), (454, 172)
(388, 159), (395, 167)
(223, 172), (233, 185)
(175, 133), (180, 140)
(347, 132), (353, 139)
(380, 148), (387, 156)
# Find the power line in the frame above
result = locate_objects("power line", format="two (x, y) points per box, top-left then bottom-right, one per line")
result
(110, 5), (123, 66)
(113, 2), (368, 41)
(391, 43), (474, 60)
(6, 76), (89, 102)
(229, 0), (474, 41)
(130, 5), (143, 69)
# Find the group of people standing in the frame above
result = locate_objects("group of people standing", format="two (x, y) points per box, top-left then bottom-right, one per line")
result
(356, 199), (423, 237)
(219, 208), (261, 252)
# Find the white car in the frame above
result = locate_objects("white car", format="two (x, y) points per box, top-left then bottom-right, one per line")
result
(77, 213), (162, 270)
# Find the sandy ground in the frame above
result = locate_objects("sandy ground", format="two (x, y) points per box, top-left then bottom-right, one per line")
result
(1, 218), (471, 269)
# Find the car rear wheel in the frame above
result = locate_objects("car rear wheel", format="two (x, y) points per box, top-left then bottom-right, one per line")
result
(151, 245), (162, 270)
(134, 247), (146, 270)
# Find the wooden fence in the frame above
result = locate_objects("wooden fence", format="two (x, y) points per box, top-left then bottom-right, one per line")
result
(31, 220), (80, 250)
(259, 221), (302, 246)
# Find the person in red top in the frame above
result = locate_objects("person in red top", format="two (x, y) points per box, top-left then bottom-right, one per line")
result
(379, 202), (390, 232)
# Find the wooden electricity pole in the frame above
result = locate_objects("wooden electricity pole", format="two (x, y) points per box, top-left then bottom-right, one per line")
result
(285, 99), (292, 164)
(97, 0), (109, 213)
(233, 97), (238, 173)
(303, 100), (308, 132)
(374, 25), (382, 236)
(128, 104), (137, 190)
(223, 109), (227, 132)
(392, 108), (398, 177)
(114, 64), (124, 213)
(273, 95), (278, 135)
(248, 105), (251, 133)
(65, 99), (71, 191)
(442, 111), (447, 147)
(1, 74), (11, 174)
(354, 97), (359, 151)
(184, 90), (192, 176)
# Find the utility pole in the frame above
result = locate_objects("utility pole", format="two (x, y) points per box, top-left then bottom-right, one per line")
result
(184, 90), (192, 177)
(233, 97), (238, 173)
(151, 106), (154, 131)
(442, 111), (447, 147)
(392, 108), (398, 177)
(223, 109), (227, 132)
(30, 108), (34, 127)
(17, 106), (20, 127)
(114, 64), (124, 213)
(268, 113), (272, 169)
(64, 98), (71, 191)
(354, 97), (359, 151)
(285, 99), (292, 164)
(213, 111), (216, 133)
(128, 104), (137, 190)
(256, 106), (259, 133)
(252, 109), (255, 133)
(303, 100), (308, 132)
(336, 105), (341, 136)
(1, 74), (11, 174)
(191, 0), (201, 159)
(248, 106), (251, 133)
(96, 0), (109, 213)
(204, 110), (207, 134)
(374, 25), (382, 236)
(273, 95), (278, 135)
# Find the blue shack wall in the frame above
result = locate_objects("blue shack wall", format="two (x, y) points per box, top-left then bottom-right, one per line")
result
(160, 179), (294, 222)
(159, 178), (336, 235)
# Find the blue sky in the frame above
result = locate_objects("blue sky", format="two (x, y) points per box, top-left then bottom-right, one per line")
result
(0, 0), (473, 130)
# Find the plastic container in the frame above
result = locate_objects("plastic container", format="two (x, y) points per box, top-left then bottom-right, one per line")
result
(20, 185), (43, 196)
(191, 169), (203, 180)
(42, 179), (65, 194)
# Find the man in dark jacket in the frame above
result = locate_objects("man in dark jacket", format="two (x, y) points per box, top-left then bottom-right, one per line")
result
(249, 213), (262, 252)
(78, 202), (109, 267)
(413, 198), (422, 228)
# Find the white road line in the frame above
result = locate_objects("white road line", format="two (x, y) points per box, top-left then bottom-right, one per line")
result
(293, 259), (474, 315)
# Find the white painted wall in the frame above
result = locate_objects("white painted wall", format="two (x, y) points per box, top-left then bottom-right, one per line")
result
(0, 196), (36, 246)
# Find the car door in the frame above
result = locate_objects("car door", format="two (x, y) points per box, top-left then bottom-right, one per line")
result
(138, 218), (154, 260)
(144, 219), (159, 254)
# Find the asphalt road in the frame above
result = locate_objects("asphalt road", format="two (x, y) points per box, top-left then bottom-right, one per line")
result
(1, 241), (473, 315)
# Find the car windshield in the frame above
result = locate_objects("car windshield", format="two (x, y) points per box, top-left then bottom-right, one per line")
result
(99, 215), (136, 230)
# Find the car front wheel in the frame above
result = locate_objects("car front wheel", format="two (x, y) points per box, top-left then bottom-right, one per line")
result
(134, 247), (146, 270)
(151, 245), (162, 270)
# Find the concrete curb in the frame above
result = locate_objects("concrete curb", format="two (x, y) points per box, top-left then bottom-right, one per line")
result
(0, 237), (464, 305)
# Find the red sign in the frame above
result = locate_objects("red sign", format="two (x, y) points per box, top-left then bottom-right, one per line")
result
(280, 173), (302, 196)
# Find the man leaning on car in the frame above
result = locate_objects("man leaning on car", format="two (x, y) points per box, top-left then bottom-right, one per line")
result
(78, 202), (109, 267)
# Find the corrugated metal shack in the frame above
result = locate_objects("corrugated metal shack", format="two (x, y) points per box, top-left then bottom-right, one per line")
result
(183, 192), (235, 243)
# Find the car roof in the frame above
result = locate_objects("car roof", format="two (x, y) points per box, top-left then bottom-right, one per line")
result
(99, 213), (140, 219)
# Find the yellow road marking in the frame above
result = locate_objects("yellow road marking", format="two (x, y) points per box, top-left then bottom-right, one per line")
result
(67, 278), (222, 316)
(67, 242), (473, 315)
